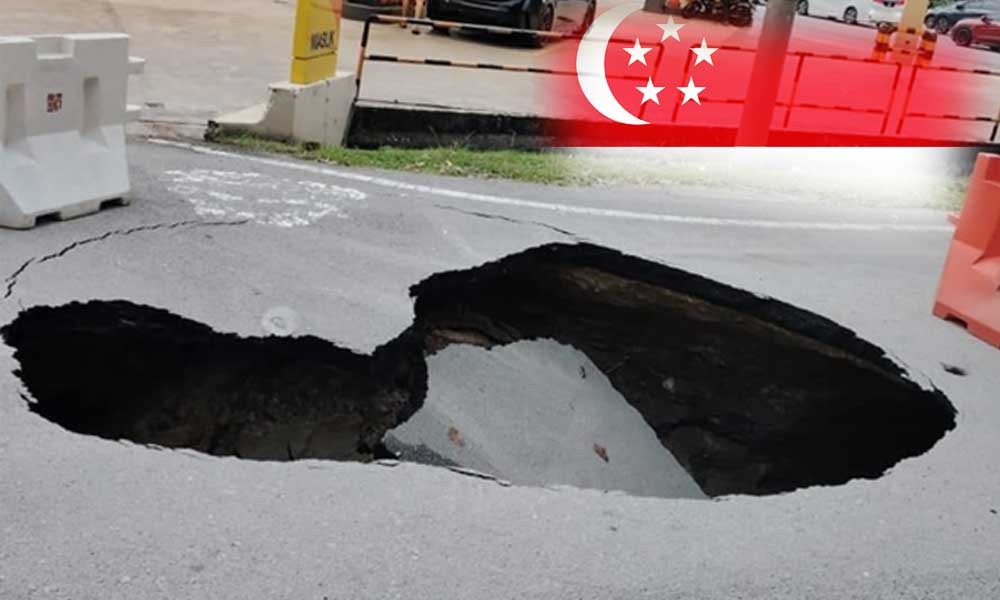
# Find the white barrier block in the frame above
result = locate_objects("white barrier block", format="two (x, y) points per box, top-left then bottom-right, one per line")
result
(0, 33), (139, 229)
(211, 71), (357, 148)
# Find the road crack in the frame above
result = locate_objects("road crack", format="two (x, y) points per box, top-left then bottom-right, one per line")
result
(433, 204), (585, 240)
(3, 219), (247, 301)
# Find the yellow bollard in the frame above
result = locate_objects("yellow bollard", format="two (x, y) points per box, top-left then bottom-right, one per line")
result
(290, 0), (342, 85)
(871, 22), (894, 61)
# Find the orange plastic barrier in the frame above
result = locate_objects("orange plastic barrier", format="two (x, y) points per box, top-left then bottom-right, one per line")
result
(933, 153), (1000, 348)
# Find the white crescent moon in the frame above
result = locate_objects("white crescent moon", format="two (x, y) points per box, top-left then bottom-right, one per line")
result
(576, 3), (647, 126)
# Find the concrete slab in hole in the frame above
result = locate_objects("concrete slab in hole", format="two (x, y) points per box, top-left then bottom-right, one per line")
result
(386, 338), (707, 499)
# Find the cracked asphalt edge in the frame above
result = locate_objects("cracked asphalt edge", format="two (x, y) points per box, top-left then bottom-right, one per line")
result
(433, 204), (587, 241)
(373, 458), (513, 487)
(3, 219), (248, 301)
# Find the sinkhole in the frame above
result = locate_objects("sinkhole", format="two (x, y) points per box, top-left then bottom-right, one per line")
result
(1, 243), (956, 498)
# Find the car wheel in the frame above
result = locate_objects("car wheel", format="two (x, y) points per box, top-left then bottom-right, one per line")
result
(935, 16), (952, 34)
(540, 3), (555, 31)
(796, 0), (808, 15)
(424, 0), (442, 26)
(952, 27), (973, 46)
(843, 6), (857, 24)
(521, 2), (554, 46)
(525, 3), (553, 30)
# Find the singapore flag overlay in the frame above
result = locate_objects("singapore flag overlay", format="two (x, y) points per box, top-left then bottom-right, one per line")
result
(544, 7), (992, 146)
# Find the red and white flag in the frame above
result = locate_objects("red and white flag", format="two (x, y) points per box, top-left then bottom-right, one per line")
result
(542, 6), (993, 145)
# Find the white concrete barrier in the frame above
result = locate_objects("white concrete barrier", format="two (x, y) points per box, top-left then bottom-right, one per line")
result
(211, 73), (357, 147)
(0, 33), (143, 229)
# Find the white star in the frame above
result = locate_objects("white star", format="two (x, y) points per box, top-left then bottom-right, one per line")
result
(691, 37), (718, 66)
(623, 38), (652, 66)
(657, 16), (685, 43)
(677, 77), (706, 105)
(636, 77), (666, 105)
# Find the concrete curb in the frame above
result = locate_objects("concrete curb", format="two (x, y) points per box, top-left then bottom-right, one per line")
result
(346, 101), (979, 149)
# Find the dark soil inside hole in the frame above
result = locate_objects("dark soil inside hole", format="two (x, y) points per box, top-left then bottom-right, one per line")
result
(1, 301), (425, 461)
(0, 242), (956, 496)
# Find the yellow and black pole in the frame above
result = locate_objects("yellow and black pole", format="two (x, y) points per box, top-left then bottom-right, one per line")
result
(290, 0), (342, 84)
(891, 0), (930, 63)
(871, 22), (895, 61)
(915, 28), (938, 67)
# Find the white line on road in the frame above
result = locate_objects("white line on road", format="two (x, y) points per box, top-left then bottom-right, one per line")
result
(149, 139), (953, 233)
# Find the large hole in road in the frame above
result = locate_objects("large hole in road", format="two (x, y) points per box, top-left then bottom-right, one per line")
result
(1, 243), (956, 497)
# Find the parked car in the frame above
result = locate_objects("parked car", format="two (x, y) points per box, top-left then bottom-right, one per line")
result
(794, 0), (865, 24)
(425, 0), (596, 36)
(925, 0), (1000, 33)
(867, 0), (906, 26)
(950, 13), (1000, 47)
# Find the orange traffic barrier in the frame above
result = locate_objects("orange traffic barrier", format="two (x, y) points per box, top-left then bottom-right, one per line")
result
(933, 153), (1000, 348)
(871, 22), (895, 61)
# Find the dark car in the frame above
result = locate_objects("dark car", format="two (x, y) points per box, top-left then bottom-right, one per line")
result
(426, 0), (596, 37)
(924, 0), (1000, 33)
(950, 14), (1000, 47)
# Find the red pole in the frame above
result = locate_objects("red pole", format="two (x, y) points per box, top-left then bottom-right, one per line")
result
(735, 0), (797, 145)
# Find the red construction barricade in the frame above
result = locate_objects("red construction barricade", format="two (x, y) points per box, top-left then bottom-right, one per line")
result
(933, 153), (1000, 348)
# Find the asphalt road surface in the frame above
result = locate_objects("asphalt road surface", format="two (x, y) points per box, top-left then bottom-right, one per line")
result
(1, 140), (998, 599)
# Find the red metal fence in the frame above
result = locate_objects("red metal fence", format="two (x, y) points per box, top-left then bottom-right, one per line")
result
(355, 15), (1000, 144)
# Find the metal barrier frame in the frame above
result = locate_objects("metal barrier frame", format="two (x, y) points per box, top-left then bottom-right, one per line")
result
(355, 15), (1000, 143)
(355, 15), (656, 102)
(668, 45), (907, 135)
(895, 62), (1000, 138)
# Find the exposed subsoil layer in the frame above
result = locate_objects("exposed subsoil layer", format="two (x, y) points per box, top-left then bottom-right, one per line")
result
(2, 302), (426, 462)
(1, 243), (957, 497)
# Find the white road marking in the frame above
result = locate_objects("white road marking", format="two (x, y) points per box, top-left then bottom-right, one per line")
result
(150, 139), (953, 233)
(161, 168), (366, 227)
